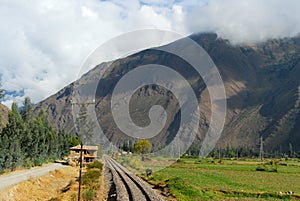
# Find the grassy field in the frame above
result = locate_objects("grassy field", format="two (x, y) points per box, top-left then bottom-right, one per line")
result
(118, 156), (300, 200)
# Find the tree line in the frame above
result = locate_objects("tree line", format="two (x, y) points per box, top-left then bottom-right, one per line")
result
(187, 144), (300, 159)
(0, 97), (76, 174)
(118, 139), (300, 159)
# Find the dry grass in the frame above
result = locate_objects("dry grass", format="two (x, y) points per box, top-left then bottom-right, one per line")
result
(0, 163), (107, 201)
(0, 166), (78, 201)
(97, 164), (107, 201)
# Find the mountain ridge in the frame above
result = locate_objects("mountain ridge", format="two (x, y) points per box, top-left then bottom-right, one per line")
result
(32, 33), (300, 153)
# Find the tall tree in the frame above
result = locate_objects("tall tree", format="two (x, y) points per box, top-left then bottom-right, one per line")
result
(134, 139), (152, 154)
(1, 103), (28, 170)
(0, 100), (74, 173)
(20, 97), (32, 123)
(0, 83), (4, 100)
(29, 117), (43, 165)
(289, 143), (295, 158)
(0, 82), (4, 131)
(0, 136), (4, 173)
(10, 139), (23, 170)
(68, 135), (81, 147)
(0, 134), (12, 171)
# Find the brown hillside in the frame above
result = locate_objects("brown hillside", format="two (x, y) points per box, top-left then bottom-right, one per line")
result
(32, 33), (300, 152)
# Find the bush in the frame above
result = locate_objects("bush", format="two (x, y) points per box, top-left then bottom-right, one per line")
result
(82, 188), (95, 201)
(33, 158), (43, 166)
(121, 157), (144, 172)
(256, 166), (267, 171)
(87, 160), (103, 170)
(256, 165), (277, 172)
(24, 158), (33, 169)
(82, 170), (100, 186)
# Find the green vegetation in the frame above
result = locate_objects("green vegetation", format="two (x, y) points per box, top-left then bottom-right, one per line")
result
(138, 157), (300, 200)
(68, 136), (81, 147)
(119, 155), (146, 173)
(82, 170), (100, 186)
(87, 160), (103, 170)
(0, 83), (4, 100)
(82, 188), (96, 201)
(81, 160), (103, 201)
(0, 98), (71, 173)
(134, 139), (152, 154)
(187, 145), (300, 159)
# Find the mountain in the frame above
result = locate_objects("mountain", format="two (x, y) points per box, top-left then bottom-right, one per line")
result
(32, 33), (300, 153)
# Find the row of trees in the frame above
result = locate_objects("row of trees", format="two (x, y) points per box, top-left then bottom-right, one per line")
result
(0, 97), (74, 173)
(188, 144), (300, 159)
(118, 139), (300, 159)
(119, 139), (152, 154)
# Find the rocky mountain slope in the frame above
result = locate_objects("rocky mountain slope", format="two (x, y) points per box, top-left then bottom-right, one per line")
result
(32, 33), (300, 152)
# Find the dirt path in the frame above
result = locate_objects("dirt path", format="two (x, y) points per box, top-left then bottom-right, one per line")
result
(0, 163), (67, 190)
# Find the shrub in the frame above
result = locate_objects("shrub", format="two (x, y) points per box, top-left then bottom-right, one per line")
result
(87, 160), (103, 170)
(33, 158), (43, 166)
(82, 170), (100, 186)
(256, 166), (267, 171)
(24, 158), (33, 169)
(121, 157), (144, 172)
(82, 188), (95, 201)
(256, 165), (277, 172)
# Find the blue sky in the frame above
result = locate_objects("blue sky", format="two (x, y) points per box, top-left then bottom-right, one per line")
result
(0, 0), (300, 108)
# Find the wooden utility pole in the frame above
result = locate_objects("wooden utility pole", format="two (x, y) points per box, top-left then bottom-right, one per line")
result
(78, 142), (83, 201)
(71, 99), (95, 201)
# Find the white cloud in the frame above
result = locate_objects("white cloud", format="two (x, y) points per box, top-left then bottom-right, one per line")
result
(0, 0), (300, 108)
(0, 0), (179, 108)
(185, 0), (300, 43)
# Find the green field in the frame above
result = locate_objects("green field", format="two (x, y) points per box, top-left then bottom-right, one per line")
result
(118, 156), (300, 200)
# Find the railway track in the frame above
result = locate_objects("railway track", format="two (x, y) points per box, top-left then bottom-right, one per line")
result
(104, 155), (165, 201)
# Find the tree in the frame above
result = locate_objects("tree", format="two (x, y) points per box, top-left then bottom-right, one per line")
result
(121, 140), (134, 152)
(10, 139), (23, 170)
(0, 134), (9, 173)
(27, 109), (49, 165)
(68, 135), (81, 147)
(0, 83), (4, 100)
(289, 143), (295, 158)
(0, 98), (4, 132)
(1, 102), (28, 169)
(58, 130), (70, 157)
(134, 139), (152, 154)
(0, 83), (4, 130)
(0, 99), (73, 173)
(47, 129), (58, 159)
(20, 97), (32, 123)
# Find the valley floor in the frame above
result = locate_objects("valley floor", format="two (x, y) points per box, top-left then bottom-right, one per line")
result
(117, 156), (300, 200)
